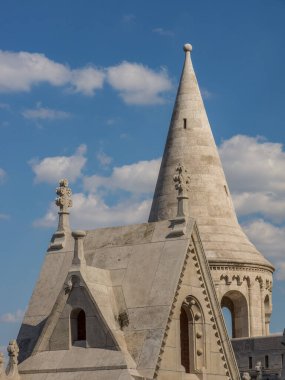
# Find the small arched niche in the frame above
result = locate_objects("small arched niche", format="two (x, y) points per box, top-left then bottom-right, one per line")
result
(264, 294), (270, 335)
(70, 308), (86, 345)
(221, 290), (249, 338)
(180, 296), (206, 374)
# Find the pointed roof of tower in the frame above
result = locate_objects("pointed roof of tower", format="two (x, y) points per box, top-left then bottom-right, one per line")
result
(149, 44), (274, 270)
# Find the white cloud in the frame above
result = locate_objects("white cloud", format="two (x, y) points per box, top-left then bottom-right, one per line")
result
(232, 192), (285, 223)
(218, 135), (285, 278)
(22, 106), (71, 120)
(0, 51), (70, 92)
(0, 214), (10, 220)
(122, 14), (136, 23)
(201, 88), (213, 100)
(0, 50), (174, 106)
(34, 193), (152, 230)
(0, 51), (104, 96)
(243, 219), (285, 280)
(0, 50), (172, 104)
(220, 135), (285, 193)
(0, 168), (6, 183)
(96, 150), (112, 167)
(107, 62), (172, 104)
(71, 67), (105, 96)
(34, 157), (161, 229)
(0, 309), (25, 323)
(30, 144), (87, 184)
(152, 27), (174, 37)
(84, 158), (161, 194)
(219, 135), (285, 223)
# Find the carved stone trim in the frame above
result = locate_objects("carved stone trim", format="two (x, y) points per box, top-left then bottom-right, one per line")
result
(153, 241), (192, 379)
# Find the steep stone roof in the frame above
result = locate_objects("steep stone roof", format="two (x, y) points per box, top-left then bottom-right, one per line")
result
(148, 44), (273, 271)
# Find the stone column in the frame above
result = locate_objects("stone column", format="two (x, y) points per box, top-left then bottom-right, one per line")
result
(260, 283), (265, 336)
(248, 282), (254, 337)
(72, 230), (87, 267)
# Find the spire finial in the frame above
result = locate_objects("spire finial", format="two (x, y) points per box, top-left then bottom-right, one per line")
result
(183, 43), (192, 53)
(167, 163), (190, 238)
(174, 163), (190, 198)
(55, 179), (72, 213)
(6, 340), (19, 377)
(49, 178), (72, 251)
(173, 163), (190, 218)
(55, 178), (72, 232)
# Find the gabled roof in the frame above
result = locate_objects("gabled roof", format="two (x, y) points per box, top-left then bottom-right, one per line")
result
(17, 219), (240, 379)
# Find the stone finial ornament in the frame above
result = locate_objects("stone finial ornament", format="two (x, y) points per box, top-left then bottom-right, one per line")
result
(173, 163), (190, 197)
(167, 163), (190, 238)
(49, 179), (72, 251)
(173, 163), (190, 219)
(55, 179), (72, 213)
(183, 43), (192, 52)
(6, 340), (20, 378)
(242, 373), (251, 380)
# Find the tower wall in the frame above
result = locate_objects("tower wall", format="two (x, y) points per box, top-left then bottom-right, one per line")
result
(149, 44), (274, 338)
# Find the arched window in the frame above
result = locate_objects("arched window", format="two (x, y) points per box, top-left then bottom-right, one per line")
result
(180, 307), (190, 373)
(221, 291), (249, 338)
(221, 296), (235, 338)
(180, 296), (206, 374)
(264, 295), (270, 336)
(70, 308), (86, 344)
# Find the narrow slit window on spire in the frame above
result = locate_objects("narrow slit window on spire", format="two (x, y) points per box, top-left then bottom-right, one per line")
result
(183, 118), (187, 129)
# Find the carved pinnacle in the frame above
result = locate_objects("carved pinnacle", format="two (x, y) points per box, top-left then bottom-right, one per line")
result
(173, 163), (190, 196)
(55, 179), (72, 213)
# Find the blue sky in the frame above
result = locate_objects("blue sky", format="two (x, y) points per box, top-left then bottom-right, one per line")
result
(1, 0), (285, 352)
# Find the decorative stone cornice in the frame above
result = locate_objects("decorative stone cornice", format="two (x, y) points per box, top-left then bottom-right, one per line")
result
(210, 263), (273, 275)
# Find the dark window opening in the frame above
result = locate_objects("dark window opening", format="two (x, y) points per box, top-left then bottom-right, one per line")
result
(249, 356), (252, 369)
(183, 118), (187, 129)
(265, 355), (269, 369)
(71, 308), (86, 343)
(77, 310), (86, 340)
(180, 307), (190, 373)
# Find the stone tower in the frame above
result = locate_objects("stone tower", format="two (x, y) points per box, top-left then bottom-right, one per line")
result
(149, 43), (274, 338)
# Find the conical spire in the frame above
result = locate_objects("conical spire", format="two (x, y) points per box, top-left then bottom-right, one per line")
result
(149, 44), (273, 270)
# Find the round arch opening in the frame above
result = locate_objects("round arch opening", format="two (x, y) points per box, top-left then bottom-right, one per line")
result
(221, 290), (249, 338)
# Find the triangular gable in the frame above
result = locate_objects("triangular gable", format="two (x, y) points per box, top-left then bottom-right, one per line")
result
(154, 222), (240, 380)
(32, 269), (119, 353)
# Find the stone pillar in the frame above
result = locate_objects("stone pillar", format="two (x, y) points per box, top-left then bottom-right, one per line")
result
(260, 283), (265, 336)
(247, 280), (254, 337)
(72, 230), (86, 267)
